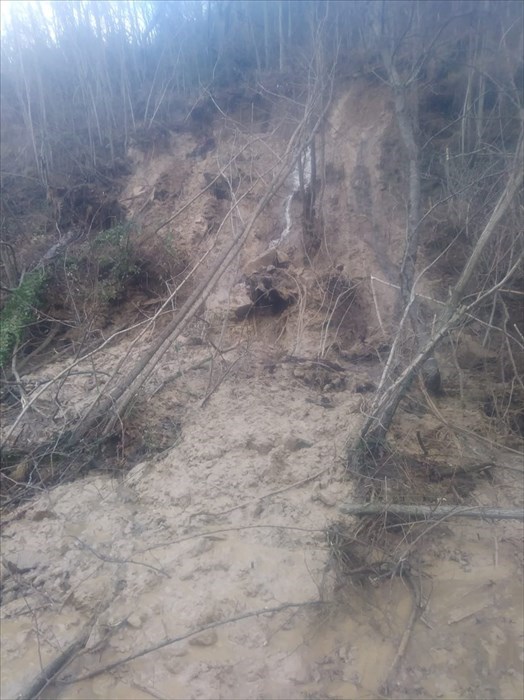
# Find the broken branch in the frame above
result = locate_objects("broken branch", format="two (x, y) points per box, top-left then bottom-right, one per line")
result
(341, 502), (524, 521)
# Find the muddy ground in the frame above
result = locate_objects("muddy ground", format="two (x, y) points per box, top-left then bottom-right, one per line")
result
(1, 82), (523, 700)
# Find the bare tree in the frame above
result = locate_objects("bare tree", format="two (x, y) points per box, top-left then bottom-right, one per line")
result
(352, 0), (524, 456)
(356, 120), (523, 453)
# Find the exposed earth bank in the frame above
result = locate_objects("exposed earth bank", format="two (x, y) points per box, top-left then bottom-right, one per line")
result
(1, 83), (523, 700)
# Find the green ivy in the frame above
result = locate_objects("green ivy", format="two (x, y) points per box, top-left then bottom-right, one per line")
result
(0, 270), (47, 368)
(91, 223), (139, 302)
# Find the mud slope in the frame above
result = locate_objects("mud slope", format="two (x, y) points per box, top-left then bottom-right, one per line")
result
(1, 84), (523, 700)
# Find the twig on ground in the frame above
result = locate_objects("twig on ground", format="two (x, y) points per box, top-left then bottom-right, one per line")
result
(201, 353), (243, 407)
(70, 537), (170, 577)
(148, 355), (213, 399)
(136, 524), (325, 554)
(60, 601), (325, 685)
(189, 467), (330, 522)
(17, 619), (96, 700)
(341, 502), (524, 521)
(380, 573), (425, 696)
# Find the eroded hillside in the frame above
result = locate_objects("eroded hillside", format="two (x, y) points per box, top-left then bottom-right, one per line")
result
(1, 79), (523, 700)
(1, 1), (523, 699)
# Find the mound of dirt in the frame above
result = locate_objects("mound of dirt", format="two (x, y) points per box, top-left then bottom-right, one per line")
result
(1, 82), (522, 700)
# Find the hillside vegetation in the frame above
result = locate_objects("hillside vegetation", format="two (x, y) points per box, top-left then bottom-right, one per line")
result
(0, 2), (523, 699)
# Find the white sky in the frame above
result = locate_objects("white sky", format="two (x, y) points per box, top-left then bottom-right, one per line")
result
(1, 1), (54, 36)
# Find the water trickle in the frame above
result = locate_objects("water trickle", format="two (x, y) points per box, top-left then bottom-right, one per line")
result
(271, 147), (312, 248)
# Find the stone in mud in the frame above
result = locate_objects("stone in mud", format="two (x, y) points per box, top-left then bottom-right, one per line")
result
(243, 249), (289, 276)
(245, 267), (296, 314)
(127, 613), (144, 629)
(245, 434), (274, 455)
(422, 356), (442, 395)
(227, 283), (254, 321)
(269, 446), (287, 469)
(311, 483), (336, 507)
(355, 381), (375, 393)
(9, 550), (42, 573)
(283, 435), (312, 451)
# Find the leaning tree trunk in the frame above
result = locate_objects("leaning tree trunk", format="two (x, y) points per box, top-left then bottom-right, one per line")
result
(67, 85), (332, 445)
(356, 124), (524, 452)
(382, 54), (441, 395)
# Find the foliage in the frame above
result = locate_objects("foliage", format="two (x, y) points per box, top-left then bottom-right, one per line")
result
(66, 222), (139, 306)
(0, 269), (46, 368)
(92, 223), (138, 295)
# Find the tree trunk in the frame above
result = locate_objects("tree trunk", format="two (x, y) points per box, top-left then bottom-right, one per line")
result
(263, 1), (270, 70)
(448, 127), (524, 313)
(341, 502), (524, 521)
(380, 51), (440, 394)
(356, 120), (523, 450)
(278, 1), (285, 72)
(68, 88), (331, 444)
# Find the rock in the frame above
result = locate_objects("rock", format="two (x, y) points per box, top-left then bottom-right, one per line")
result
(30, 509), (57, 521)
(179, 569), (195, 581)
(227, 283), (254, 321)
(269, 446), (287, 469)
(0, 560), (12, 585)
(245, 434), (274, 455)
(203, 172), (231, 199)
(171, 645), (189, 657)
(355, 381), (375, 393)
(189, 630), (218, 647)
(1, 589), (17, 605)
(127, 613), (144, 629)
(283, 435), (312, 451)
(243, 249), (289, 276)
(164, 658), (184, 675)
(245, 268), (297, 314)
(311, 483), (336, 507)
(422, 356), (442, 395)
(9, 550), (42, 573)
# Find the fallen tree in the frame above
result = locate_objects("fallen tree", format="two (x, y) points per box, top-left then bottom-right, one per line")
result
(70, 80), (333, 443)
(1, 65), (334, 453)
(355, 123), (523, 454)
(352, 2), (524, 458)
(341, 502), (524, 522)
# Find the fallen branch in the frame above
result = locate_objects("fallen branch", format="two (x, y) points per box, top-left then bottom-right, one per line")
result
(148, 354), (213, 398)
(136, 524), (325, 554)
(189, 466), (329, 523)
(17, 623), (94, 700)
(380, 573), (425, 696)
(340, 502), (524, 521)
(70, 536), (170, 577)
(59, 601), (325, 685)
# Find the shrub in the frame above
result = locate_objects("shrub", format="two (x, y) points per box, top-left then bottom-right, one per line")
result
(91, 222), (139, 303)
(0, 269), (47, 368)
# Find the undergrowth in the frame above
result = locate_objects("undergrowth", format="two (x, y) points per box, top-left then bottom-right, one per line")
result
(0, 269), (47, 368)
(90, 222), (139, 303)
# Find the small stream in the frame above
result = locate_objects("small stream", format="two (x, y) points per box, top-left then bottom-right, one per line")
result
(271, 147), (311, 248)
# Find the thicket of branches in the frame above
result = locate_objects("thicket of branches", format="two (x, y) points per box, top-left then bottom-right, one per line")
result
(2, 0), (521, 203)
(0, 0), (339, 187)
(0, 0), (522, 490)
(350, 0), (524, 454)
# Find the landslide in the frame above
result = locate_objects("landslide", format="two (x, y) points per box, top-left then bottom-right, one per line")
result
(1, 76), (523, 700)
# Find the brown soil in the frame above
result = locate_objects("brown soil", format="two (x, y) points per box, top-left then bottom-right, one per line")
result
(1, 82), (523, 700)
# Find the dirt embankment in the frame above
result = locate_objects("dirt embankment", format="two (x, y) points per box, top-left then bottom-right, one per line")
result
(1, 83), (523, 700)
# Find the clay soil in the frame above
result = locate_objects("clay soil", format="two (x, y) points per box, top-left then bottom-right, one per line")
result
(1, 82), (523, 700)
